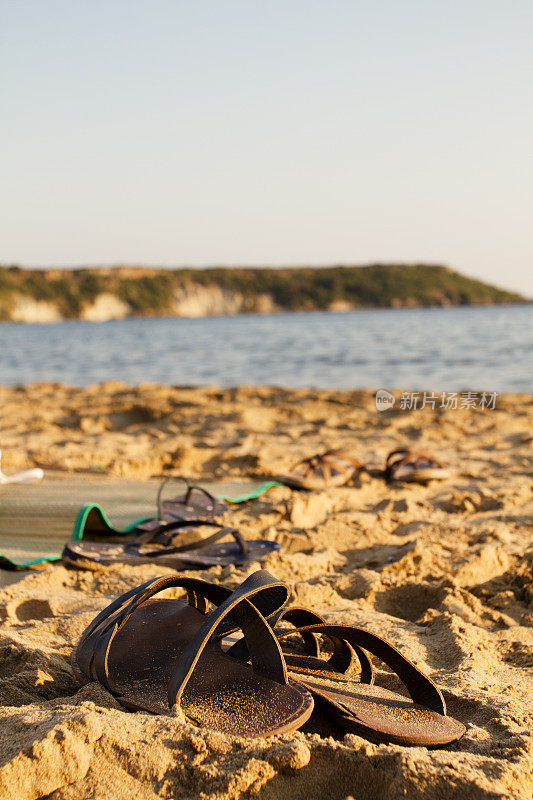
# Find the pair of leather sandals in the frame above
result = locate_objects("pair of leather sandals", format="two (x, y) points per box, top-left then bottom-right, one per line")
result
(281, 448), (449, 489)
(63, 479), (279, 569)
(73, 569), (466, 745)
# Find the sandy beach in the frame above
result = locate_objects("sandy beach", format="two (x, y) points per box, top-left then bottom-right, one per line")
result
(0, 382), (531, 799)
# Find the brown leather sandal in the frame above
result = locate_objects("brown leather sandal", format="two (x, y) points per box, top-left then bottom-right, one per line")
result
(228, 608), (465, 746)
(72, 570), (314, 737)
(273, 622), (465, 746)
(385, 449), (450, 483)
(280, 450), (364, 490)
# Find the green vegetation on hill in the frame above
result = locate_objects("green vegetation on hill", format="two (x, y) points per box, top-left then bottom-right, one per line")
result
(180, 264), (522, 309)
(0, 264), (523, 322)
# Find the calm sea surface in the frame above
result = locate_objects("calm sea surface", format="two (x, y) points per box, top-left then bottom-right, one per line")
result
(0, 305), (531, 392)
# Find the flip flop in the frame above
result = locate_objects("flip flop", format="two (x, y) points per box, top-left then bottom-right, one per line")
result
(71, 570), (314, 737)
(385, 449), (450, 483)
(272, 622), (465, 746)
(0, 450), (44, 485)
(156, 476), (229, 522)
(62, 521), (279, 570)
(71, 477), (282, 544)
(71, 479), (228, 546)
(280, 450), (364, 490)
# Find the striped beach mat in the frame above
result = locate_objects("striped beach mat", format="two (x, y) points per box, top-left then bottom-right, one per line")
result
(0, 473), (282, 569)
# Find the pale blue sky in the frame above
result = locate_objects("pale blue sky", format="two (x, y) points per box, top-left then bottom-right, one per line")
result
(1, 1), (532, 294)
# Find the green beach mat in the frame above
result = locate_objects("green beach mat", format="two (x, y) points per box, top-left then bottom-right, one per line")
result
(0, 473), (283, 569)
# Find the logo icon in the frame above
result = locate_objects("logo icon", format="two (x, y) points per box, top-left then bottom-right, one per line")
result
(375, 389), (395, 411)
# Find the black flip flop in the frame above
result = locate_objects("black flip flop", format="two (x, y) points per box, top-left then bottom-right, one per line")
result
(62, 521), (279, 570)
(157, 476), (229, 522)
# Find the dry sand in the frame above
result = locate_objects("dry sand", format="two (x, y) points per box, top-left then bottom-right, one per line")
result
(0, 382), (532, 800)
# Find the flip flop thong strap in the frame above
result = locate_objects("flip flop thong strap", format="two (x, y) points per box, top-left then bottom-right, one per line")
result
(132, 517), (204, 542)
(278, 623), (446, 715)
(157, 475), (188, 518)
(157, 476), (221, 519)
(167, 571), (290, 709)
(134, 519), (210, 544)
(129, 525), (249, 557)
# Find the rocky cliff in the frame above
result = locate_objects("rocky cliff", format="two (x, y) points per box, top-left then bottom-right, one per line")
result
(0, 264), (524, 323)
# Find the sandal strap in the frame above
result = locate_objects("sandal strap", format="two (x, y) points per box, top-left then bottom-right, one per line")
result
(132, 518), (205, 543)
(273, 608), (373, 682)
(92, 571), (288, 696)
(276, 623), (446, 714)
(224, 605), (323, 661)
(167, 571), (289, 709)
(225, 606), (374, 684)
(76, 575), (212, 681)
(385, 448), (410, 467)
(272, 607), (325, 657)
(77, 572), (288, 687)
(79, 574), (223, 645)
(385, 449), (444, 480)
(130, 524), (248, 557)
(324, 450), (364, 469)
(156, 476), (222, 520)
(297, 450), (363, 482)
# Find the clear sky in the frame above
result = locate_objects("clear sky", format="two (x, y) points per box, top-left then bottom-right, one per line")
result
(1, 1), (532, 295)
